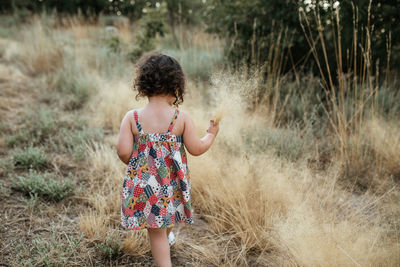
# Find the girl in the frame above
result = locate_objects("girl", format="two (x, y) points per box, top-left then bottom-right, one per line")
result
(116, 52), (219, 267)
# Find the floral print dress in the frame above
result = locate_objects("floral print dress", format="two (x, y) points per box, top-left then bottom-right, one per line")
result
(121, 109), (193, 230)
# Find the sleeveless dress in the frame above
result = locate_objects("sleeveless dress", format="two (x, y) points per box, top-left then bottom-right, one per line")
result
(121, 109), (194, 230)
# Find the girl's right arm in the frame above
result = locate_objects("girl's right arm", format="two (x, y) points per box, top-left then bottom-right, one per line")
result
(182, 111), (219, 156)
(117, 111), (134, 164)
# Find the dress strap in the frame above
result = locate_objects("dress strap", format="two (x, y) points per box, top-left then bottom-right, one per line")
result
(133, 110), (144, 134)
(167, 109), (179, 133)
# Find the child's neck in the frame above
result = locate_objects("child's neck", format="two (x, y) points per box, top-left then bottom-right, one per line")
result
(147, 95), (175, 108)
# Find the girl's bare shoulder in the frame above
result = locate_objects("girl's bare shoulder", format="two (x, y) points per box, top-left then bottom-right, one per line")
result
(178, 109), (191, 122)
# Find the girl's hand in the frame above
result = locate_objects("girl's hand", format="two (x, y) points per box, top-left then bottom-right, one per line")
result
(207, 120), (219, 136)
(182, 112), (218, 156)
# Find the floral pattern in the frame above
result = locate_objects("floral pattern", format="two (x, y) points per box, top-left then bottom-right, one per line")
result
(121, 109), (193, 230)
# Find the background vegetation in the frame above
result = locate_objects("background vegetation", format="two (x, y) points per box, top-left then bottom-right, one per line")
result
(0, 0), (399, 266)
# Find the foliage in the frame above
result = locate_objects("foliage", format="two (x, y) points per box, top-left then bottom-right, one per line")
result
(1, 0), (116, 16)
(129, 7), (165, 61)
(13, 146), (49, 170)
(13, 171), (75, 202)
(6, 130), (30, 147)
(95, 233), (123, 260)
(1, 0), (205, 24)
(163, 47), (223, 81)
(61, 127), (104, 161)
(6, 107), (59, 146)
(205, 0), (305, 67)
(243, 124), (315, 162)
(205, 0), (399, 75)
(338, 0), (400, 72)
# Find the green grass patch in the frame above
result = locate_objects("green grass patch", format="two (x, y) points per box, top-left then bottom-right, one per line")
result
(13, 171), (75, 202)
(13, 146), (49, 170)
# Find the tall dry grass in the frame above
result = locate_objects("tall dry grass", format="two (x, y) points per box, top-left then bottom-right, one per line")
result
(299, 2), (400, 189)
(77, 10), (398, 264)
(18, 17), (64, 75)
(81, 67), (399, 265)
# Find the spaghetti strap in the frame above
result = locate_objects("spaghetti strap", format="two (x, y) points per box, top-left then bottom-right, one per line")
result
(167, 109), (179, 133)
(133, 110), (144, 134)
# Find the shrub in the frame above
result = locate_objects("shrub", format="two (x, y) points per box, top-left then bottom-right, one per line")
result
(95, 233), (123, 260)
(243, 124), (315, 162)
(61, 127), (104, 161)
(163, 47), (223, 81)
(128, 8), (164, 62)
(13, 146), (48, 170)
(6, 109), (58, 147)
(106, 36), (121, 54)
(13, 171), (75, 202)
(6, 130), (30, 147)
(31, 109), (58, 139)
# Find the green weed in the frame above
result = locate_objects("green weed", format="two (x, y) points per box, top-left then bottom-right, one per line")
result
(95, 233), (123, 261)
(31, 109), (58, 140)
(19, 192), (40, 211)
(13, 146), (49, 170)
(13, 171), (75, 202)
(6, 130), (30, 147)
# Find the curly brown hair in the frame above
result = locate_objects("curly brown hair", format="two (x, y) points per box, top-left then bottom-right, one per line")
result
(133, 51), (186, 106)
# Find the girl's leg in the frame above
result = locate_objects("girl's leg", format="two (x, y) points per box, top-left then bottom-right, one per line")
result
(147, 228), (171, 267)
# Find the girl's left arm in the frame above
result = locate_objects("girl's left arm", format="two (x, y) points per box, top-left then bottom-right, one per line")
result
(117, 111), (134, 164)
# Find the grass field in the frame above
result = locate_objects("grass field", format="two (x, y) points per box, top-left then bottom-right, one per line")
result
(0, 14), (399, 266)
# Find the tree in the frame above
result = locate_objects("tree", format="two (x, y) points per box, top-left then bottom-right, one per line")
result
(205, 0), (399, 77)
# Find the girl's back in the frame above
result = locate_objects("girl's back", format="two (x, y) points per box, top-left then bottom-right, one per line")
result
(133, 99), (184, 137)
